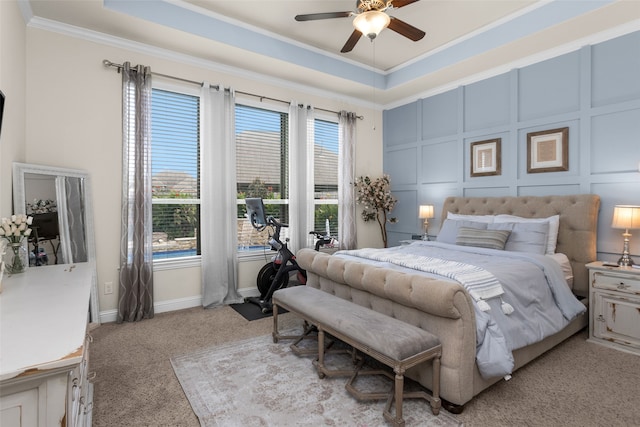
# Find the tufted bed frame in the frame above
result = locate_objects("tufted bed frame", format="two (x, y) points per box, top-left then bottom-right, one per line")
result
(295, 194), (600, 409)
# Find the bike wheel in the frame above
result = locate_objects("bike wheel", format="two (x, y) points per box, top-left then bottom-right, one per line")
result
(256, 263), (289, 298)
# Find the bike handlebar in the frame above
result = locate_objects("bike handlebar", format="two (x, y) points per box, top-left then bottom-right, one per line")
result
(309, 231), (327, 238)
(268, 216), (288, 228)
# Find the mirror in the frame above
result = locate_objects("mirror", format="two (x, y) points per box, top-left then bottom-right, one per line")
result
(13, 162), (99, 323)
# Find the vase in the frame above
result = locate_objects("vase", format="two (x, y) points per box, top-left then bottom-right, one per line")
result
(4, 242), (28, 274)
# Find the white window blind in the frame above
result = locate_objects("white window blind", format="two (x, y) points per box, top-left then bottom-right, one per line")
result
(313, 118), (339, 238)
(150, 88), (201, 260)
(235, 104), (289, 250)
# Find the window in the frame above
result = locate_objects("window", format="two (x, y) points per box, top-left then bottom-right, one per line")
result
(150, 87), (201, 262)
(313, 118), (339, 238)
(138, 85), (343, 264)
(235, 103), (289, 252)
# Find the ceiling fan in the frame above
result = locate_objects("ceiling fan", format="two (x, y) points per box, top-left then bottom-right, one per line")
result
(295, 0), (425, 53)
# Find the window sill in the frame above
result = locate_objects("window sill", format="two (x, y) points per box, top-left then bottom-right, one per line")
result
(151, 247), (332, 270)
(238, 249), (275, 263)
(153, 256), (201, 271)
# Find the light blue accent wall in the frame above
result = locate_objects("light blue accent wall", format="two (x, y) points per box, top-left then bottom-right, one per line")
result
(591, 109), (640, 173)
(421, 141), (458, 183)
(591, 33), (640, 107)
(518, 52), (581, 121)
(384, 103), (419, 146)
(464, 74), (511, 131)
(421, 91), (458, 139)
(383, 31), (640, 261)
(386, 148), (418, 185)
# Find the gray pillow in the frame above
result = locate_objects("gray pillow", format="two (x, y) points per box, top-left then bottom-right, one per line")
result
(455, 227), (511, 250)
(437, 220), (488, 244)
(489, 221), (549, 255)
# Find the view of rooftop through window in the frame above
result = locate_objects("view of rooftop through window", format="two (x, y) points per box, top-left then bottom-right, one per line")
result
(149, 90), (339, 261)
(150, 88), (201, 261)
(313, 119), (339, 240)
(235, 104), (290, 251)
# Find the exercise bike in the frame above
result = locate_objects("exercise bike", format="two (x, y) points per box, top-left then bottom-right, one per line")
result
(309, 230), (336, 251)
(245, 198), (307, 314)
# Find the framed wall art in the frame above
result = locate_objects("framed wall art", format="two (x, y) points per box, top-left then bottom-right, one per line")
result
(470, 138), (501, 177)
(527, 127), (568, 173)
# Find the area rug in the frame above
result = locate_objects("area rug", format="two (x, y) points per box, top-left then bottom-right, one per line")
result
(171, 333), (461, 427)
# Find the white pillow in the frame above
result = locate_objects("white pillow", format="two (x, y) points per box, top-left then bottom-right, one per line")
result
(493, 214), (560, 255)
(488, 221), (549, 255)
(446, 212), (495, 223)
(547, 252), (574, 289)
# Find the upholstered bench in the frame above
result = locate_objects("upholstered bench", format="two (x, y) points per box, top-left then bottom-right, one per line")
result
(272, 285), (442, 427)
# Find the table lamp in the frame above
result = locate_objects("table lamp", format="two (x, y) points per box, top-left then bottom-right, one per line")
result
(419, 205), (434, 241)
(611, 205), (640, 266)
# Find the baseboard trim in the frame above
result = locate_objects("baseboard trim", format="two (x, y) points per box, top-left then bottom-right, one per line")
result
(99, 289), (259, 323)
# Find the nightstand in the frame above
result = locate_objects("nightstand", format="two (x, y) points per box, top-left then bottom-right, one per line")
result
(586, 261), (640, 356)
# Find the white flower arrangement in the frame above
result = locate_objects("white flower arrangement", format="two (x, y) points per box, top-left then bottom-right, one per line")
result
(0, 214), (34, 244)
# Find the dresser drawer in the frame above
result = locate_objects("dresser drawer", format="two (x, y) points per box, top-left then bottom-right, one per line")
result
(592, 271), (640, 295)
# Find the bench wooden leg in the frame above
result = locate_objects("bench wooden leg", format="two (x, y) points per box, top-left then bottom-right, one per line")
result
(272, 302), (279, 343)
(380, 368), (406, 427)
(394, 370), (405, 427)
(383, 354), (442, 425)
(431, 355), (441, 415)
(317, 328), (326, 379)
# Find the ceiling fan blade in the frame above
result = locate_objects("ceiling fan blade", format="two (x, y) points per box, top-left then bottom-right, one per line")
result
(295, 12), (352, 21)
(387, 17), (425, 41)
(390, 0), (420, 8)
(341, 30), (363, 53)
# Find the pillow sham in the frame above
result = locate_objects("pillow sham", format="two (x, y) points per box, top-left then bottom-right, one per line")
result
(493, 214), (560, 254)
(455, 227), (511, 250)
(437, 219), (487, 244)
(489, 222), (549, 255)
(446, 212), (495, 223)
(547, 252), (574, 289)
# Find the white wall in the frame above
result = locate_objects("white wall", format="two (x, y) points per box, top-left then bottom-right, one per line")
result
(0, 0), (27, 218)
(22, 26), (383, 320)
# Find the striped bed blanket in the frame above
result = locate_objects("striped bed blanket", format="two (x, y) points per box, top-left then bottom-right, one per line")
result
(341, 248), (514, 314)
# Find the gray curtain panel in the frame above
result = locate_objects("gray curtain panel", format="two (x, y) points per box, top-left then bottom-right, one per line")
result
(117, 62), (155, 322)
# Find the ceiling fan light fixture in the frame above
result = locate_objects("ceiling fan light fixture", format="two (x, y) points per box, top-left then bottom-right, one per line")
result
(353, 10), (390, 40)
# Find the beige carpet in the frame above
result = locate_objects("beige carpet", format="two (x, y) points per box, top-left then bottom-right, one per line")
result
(89, 305), (640, 426)
(171, 333), (460, 426)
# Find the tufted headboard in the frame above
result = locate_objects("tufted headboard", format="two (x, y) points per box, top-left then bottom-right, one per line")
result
(441, 194), (600, 298)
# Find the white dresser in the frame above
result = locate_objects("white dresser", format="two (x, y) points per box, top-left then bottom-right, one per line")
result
(0, 263), (94, 426)
(586, 261), (640, 356)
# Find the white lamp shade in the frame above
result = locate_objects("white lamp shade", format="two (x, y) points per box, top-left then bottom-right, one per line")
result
(419, 205), (434, 219)
(611, 205), (640, 230)
(353, 11), (390, 39)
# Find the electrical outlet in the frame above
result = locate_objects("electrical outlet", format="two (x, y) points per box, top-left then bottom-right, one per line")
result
(104, 281), (113, 295)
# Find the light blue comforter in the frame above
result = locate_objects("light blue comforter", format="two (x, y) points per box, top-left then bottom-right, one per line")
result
(334, 241), (586, 378)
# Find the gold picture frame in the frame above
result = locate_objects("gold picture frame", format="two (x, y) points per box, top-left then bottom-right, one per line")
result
(470, 138), (501, 177)
(527, 127), (568, 173)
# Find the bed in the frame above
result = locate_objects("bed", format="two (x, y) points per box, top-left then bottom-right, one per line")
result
(295, 194), (600, 410)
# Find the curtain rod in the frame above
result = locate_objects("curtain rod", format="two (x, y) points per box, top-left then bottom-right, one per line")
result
(103, 59), (363, 120)
(103, 59), (205, 87)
